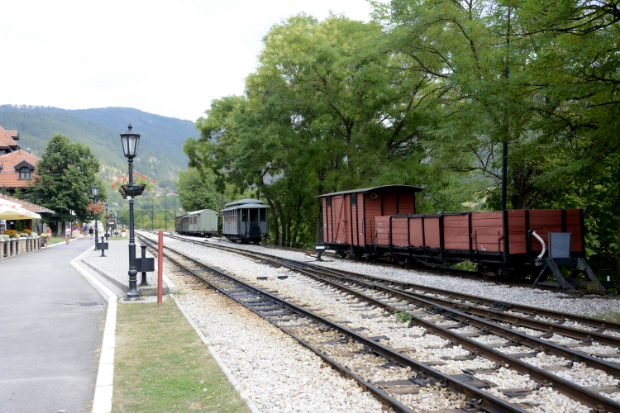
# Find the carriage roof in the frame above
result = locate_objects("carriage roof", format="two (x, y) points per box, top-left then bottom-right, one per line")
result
(316, 184), (424, 198)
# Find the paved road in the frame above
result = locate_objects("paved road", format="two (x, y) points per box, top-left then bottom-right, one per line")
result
(0, 240), (106, 413)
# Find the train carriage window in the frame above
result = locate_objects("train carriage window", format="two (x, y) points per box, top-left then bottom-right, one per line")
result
(260, 209), (266, 221)
(250, 209), (258, 222)
(351, 196), (357, 205)
(242, 210), (247, 221)
(326, 197), (332, 207)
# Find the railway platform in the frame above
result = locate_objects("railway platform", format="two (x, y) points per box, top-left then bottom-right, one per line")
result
(0, 239), (106, 413)
(80, 238), (176, 298)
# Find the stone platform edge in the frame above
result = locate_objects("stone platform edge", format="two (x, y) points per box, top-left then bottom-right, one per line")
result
(70, 247), (117, 413)
(80, 258), (177, 297)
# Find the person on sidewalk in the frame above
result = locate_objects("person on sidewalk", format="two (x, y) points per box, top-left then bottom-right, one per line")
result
(46, 227), (51, 247)
(88, 226), (94, 240)
(65, 226), (71, 245)
(83, 223), (88, 240)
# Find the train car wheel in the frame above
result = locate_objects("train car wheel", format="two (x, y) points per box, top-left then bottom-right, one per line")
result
(354, 251), (363, 260)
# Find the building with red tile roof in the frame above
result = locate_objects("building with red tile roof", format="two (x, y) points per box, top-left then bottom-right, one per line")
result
(0, 125), (40, 195)
(0, 193), (54, 214)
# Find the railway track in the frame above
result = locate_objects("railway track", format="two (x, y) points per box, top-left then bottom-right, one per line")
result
(139, 231), (620, 412)
(138, 235), (528, 412)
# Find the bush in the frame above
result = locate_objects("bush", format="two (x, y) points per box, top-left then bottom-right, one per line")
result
(5, 230), (18, 238)
(22, 229), (32, 234)
(0, 234), (9, 241)
(19, 232), (29, 238)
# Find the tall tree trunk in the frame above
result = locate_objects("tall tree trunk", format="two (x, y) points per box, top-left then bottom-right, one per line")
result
(265, 197), (279, 245)
(57, 221), (63, 237)
(286, 212), (292, 247)
(617, 159), (620, 289)
(274, 200), (286, 246)
(290, 198), (302, 248)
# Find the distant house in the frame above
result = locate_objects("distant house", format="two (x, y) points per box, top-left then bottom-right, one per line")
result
(0, 125), (40, 195)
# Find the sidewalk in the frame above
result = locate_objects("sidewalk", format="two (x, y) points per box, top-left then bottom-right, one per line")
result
(80, 238), (176, 298)
(0, 241), (106, 413)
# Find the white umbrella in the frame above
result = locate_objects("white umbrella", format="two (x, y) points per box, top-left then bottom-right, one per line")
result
(0, 206), (42, 220)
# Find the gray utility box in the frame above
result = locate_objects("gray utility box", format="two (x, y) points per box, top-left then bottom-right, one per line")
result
(548, 232), (572, 266)
(136, 257), (155, 272)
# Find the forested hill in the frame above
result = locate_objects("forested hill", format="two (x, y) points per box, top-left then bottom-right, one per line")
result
(0, 105), (200, 188)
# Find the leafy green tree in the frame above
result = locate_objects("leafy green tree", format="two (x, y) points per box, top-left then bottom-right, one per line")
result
(176, 168), (221, 212)
(28, 133), (106, 236)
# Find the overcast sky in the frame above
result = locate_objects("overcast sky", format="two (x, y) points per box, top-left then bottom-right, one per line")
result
(1, 0), (383, 122)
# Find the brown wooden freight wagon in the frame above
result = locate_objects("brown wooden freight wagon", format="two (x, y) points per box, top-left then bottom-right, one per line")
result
(318, 185), (604, 293)
(318, 185), (423, 259)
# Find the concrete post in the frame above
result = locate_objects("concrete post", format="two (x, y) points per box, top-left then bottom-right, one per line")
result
(0, 241), (4, 260)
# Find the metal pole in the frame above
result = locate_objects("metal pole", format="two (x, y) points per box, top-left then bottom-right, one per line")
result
(502, 140), (507, 211)
(139, 245), (149, 286)
(126, 158), (140, 301)
(158, 230), (163, 307)
(141, 198), (144, 229)
(151, 195), (154, 229)
(94, 197), (99, 250)
(165, 192), (167, 232)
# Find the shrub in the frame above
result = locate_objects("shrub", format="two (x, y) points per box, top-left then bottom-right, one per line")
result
(0, 234), (9, 241)
(5, 229), (18, 238)
(19, 232), (29, 238)
(22, 229), (32, 234)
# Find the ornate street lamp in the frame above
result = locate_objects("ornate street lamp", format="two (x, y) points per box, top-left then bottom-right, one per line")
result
(141, 197), (144, 229)
(164, 190), (167, 232)
(104, 202), (109, 239)
(92, 184), (99, 249)
(120, 124), (141, 301)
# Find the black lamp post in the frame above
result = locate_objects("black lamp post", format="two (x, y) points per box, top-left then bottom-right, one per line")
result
(104, 202), (109, 239)
(92, 184), (99, 249)
(120, 124), (141, 301)
(141, 198), (144, 229)
(164, 190), (167, 232)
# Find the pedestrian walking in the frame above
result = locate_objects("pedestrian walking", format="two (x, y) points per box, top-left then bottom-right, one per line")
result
(65, 226), (71, 245)
(83, 223), (88, 240)
(88, 226), (94, 240)
(46, 227), (51, 247)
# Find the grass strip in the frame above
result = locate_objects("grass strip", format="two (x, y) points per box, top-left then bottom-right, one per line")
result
(113, 298), (250, 413)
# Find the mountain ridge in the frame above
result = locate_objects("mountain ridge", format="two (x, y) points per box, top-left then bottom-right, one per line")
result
(0, 105), (199, 188)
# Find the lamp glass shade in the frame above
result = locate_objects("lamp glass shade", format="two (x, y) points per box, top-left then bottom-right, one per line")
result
(120, 124), (141, 158)
(104, 203), (109, 211)
(92, 184), (99, 197)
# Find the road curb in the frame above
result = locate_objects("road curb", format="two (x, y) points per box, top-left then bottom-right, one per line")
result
(71, 246), (117, 413)
(171, 295), (260, 413)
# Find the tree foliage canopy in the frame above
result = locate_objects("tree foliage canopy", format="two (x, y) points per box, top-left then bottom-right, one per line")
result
(28, 133), (106, 224)
(182, 1), (619, 279)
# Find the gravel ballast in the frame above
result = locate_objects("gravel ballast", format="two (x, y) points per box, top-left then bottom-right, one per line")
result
(186, 235), (620, 317)
(140, 232), (615, 412)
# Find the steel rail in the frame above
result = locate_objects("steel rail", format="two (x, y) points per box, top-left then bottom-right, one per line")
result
(310, 264), (620, 335)
(262, 258), (620, 411)
(161, 232), (620, 336)
(285, 263), (620, 348)
(142, 232), (620, 412)
(137, 234), (529, 413)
